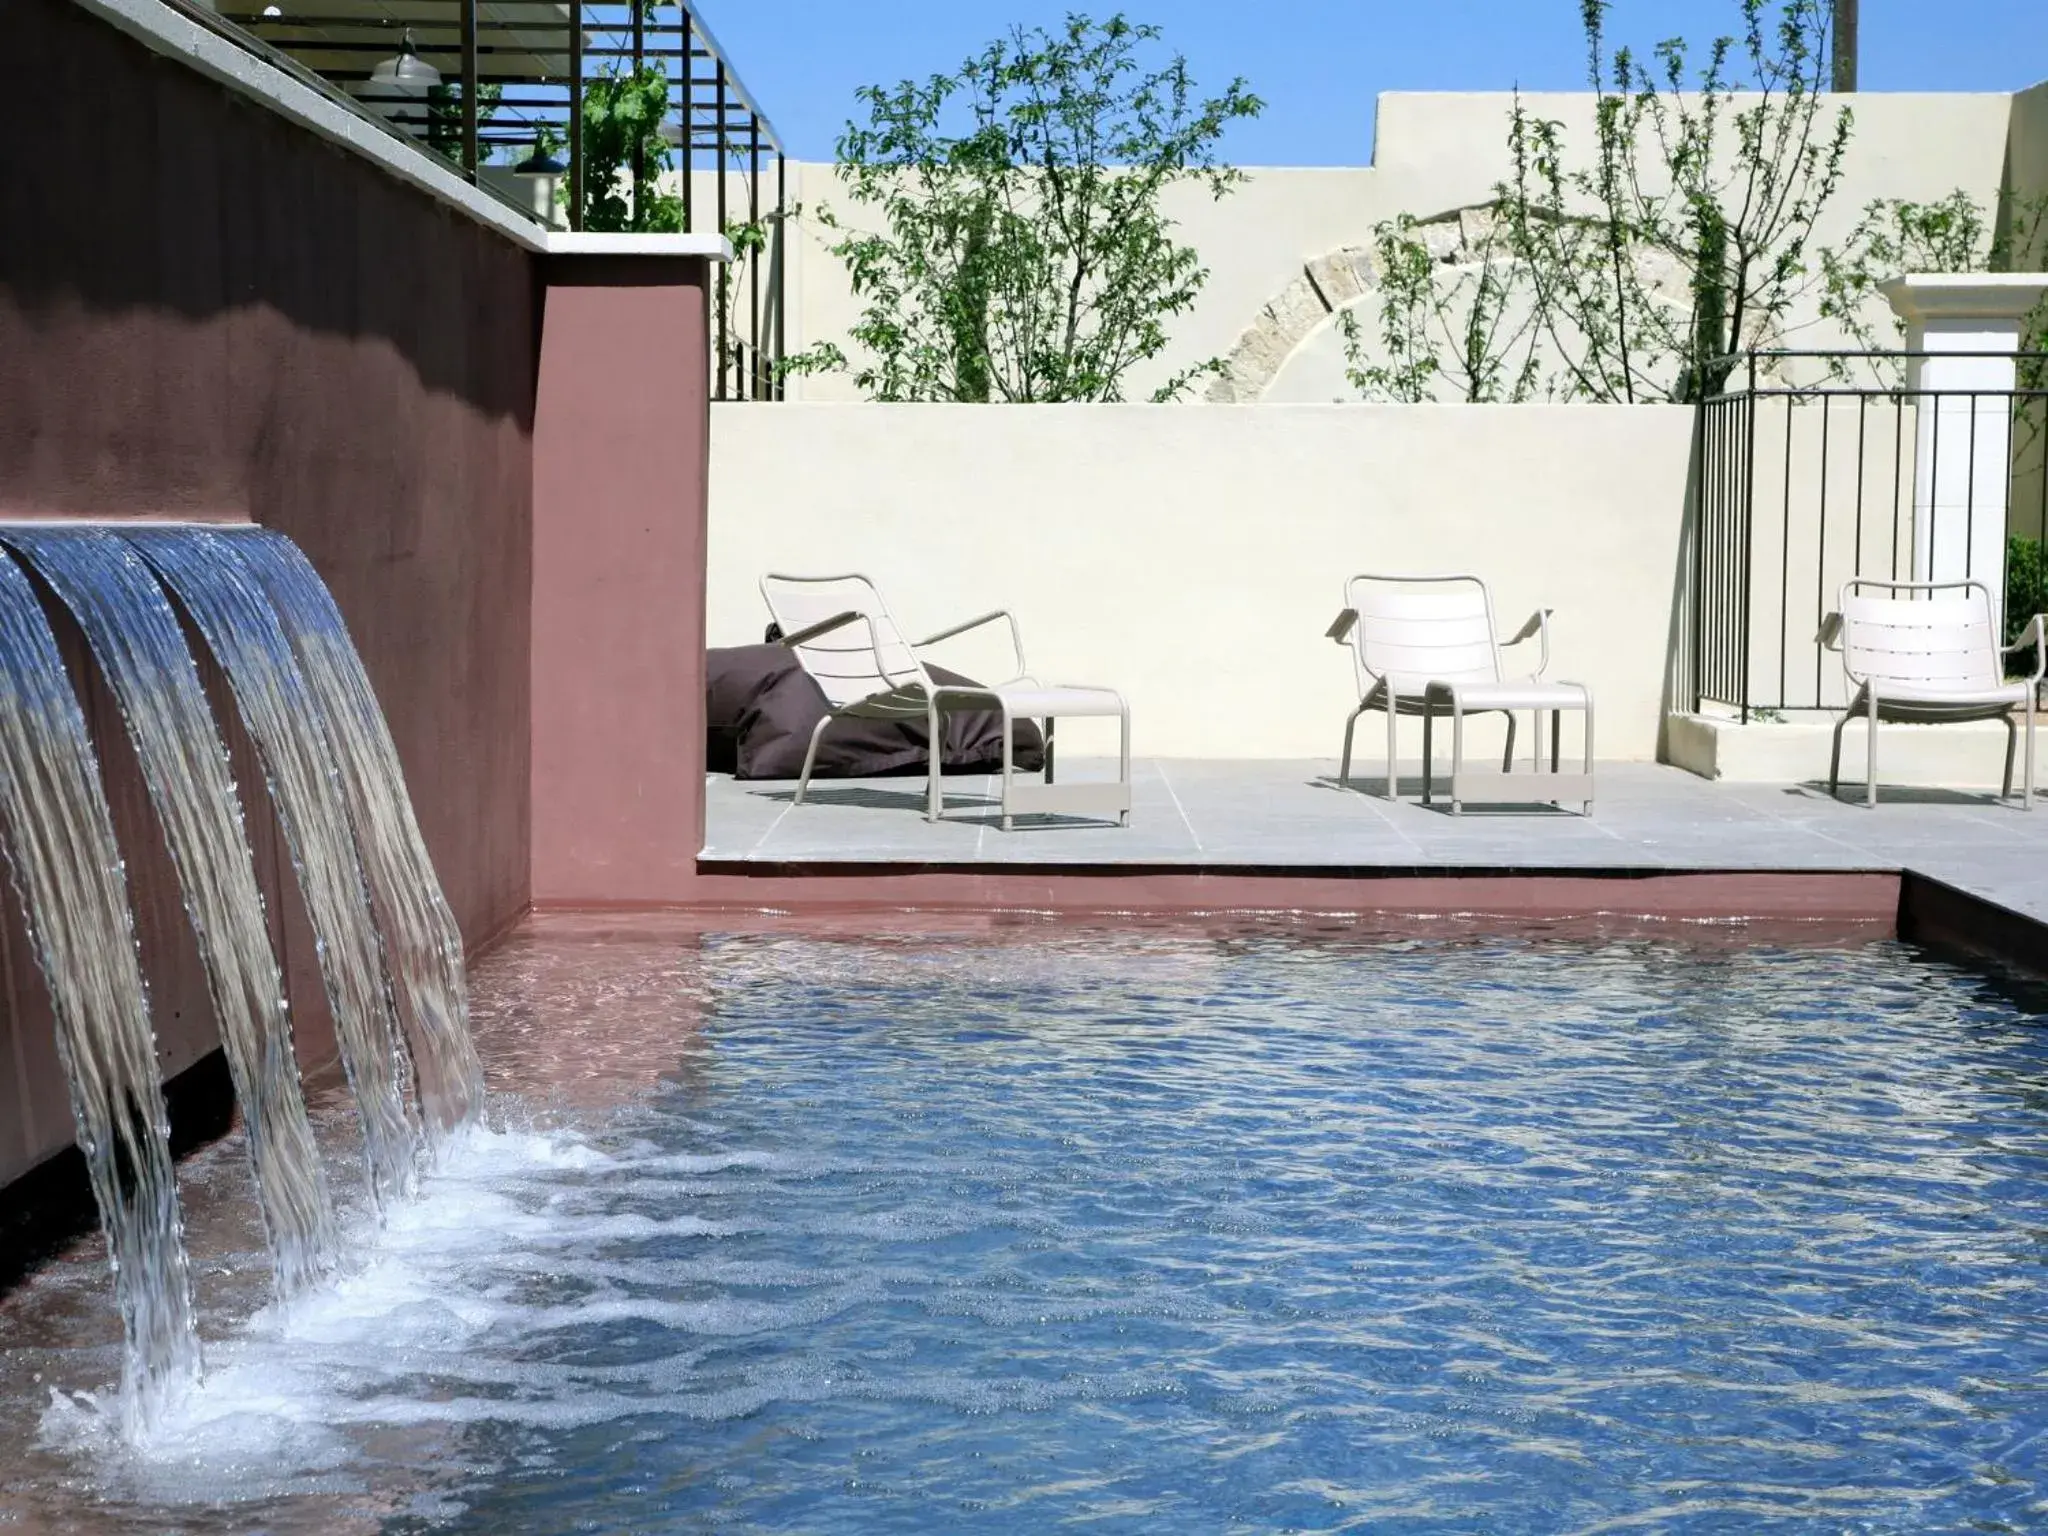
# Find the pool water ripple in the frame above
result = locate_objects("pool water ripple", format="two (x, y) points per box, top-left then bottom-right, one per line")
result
(9, 930), (2048, 1531)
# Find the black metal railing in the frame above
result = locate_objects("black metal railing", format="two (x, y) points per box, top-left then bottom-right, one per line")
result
(163, 0), (788, 400)
(1691, 349), (2048, 719)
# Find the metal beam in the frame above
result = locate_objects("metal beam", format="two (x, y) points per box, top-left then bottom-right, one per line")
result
(748, 117), (761, 400)
(716, 62), (728, 401)
(459, 0), (478, 179)
(774, 151), (786, 400)
(680, 8), (694, 233)
(630, 0), (644, 229)
(567, 0), (583, 230)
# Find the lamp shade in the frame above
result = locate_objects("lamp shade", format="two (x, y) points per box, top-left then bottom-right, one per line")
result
(513, 145), (567, 178)
(368, 30), (439, 94)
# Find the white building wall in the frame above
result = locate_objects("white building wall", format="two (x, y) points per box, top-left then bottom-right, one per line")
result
(709, 403), (1697, 761)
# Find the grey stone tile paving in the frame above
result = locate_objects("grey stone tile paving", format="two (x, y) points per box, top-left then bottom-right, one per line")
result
(703, 759), (2048, 923)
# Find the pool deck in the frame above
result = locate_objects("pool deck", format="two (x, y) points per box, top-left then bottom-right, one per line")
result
(703, 760), (2048, 948)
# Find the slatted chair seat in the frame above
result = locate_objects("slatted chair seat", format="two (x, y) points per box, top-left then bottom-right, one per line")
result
(1327, 574), (1594, 814)
(761, 573), (1131, 831)
(1823, 578), (2047, 807)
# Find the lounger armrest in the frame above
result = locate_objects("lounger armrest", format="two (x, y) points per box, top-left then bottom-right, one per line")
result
(1502, 609), (1553, 676)
(1817, 611), (1844, 650)
(915, 609), (1027, 679)
(778, 609), (865, 648)
(2004, 613), (2048, 686)
(1326, 609), (1359, 644)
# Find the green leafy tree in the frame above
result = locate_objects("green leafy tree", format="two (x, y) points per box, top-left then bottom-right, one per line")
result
(2009, 536), (2048, 648)
(580, 64), (682, 233)
(788, 14), (1262, 402)
(1344, 0), (1851, 404)
(1338, 208), (1548, 403)
(425, 79), (503, 167)
(1819, 189), (2048, 379)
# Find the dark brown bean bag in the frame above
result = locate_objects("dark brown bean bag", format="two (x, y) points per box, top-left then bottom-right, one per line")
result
(707, 644), (1045, 780)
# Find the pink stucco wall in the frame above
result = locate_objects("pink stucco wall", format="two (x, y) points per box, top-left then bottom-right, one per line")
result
(530, 258), (714, 905)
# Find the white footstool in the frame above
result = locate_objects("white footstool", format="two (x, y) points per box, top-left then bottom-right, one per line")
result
(928, 681), (1131, 830)
(1420, 678), (1594, 814)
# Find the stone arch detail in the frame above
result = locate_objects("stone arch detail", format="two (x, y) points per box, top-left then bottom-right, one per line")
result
(1209, 206), (1519, 402)
(1205, 246), (1380, 403)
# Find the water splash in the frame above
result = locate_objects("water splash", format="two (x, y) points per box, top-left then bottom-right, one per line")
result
(126, 529), (421, 1212)
(0, 546), (198, 1431)
(2, 529), (339, 1300)
(225, 529), (484, 1142)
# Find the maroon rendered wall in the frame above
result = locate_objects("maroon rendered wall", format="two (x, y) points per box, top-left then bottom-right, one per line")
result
(0, 0), (536, 1187)
(531, 257), (712, 904)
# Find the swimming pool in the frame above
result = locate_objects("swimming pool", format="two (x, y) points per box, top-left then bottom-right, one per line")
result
(8, 924), (2048, 1532)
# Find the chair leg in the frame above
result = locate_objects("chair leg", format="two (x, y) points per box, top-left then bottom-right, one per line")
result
(1339, 703), (1366, 790)
(1865, 688), (1880, 808)
(794, 714), (834, 807)
(927, 701), (945, 822)
(1386, 696), (1400, 802)
(1118, 700), (1132, 827)
(1828, 709), (1849, 801)
(1581, 697), (1595, 815)
(1044, 717), (1057, 783)
(2026, 694), (2037, 810)
(1502, 711), (1517, 773)
(1450, 701), (1465, 816)
(2002, 713), (2018, 801)
(1551, 711), (1562, 773)
(1421, 706), (1435, 806)
(1000, 703), (1016, 831)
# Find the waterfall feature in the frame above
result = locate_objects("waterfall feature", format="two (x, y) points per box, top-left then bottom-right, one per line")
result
(0, 546), (198, 1431)
(227, 529), (484, 1140)
(125, 529), (422, 1212)
(2, 529), (339, 1300)
(0, 522), (483, 1435)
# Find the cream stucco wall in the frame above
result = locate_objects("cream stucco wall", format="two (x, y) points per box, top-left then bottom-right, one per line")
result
(2012, 80), (2048, 220)
(708, 404), (1696, 762)
(762, 87), (2026, 406)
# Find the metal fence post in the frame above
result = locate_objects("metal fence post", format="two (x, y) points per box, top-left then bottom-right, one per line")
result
(567, 0), (583, 231)
(460, 0), (478, 180)
(679, 8), (694, 234)
(715, 64), (729, 402)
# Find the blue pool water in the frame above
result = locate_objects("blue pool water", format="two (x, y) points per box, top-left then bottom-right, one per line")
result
(16, 928), (2048, 1531)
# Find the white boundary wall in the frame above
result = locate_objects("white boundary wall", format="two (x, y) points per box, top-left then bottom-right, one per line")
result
(708, 404), (1696, 761)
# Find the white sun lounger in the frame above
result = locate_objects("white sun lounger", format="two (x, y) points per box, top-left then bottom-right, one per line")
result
(761, 573), (1130, 830)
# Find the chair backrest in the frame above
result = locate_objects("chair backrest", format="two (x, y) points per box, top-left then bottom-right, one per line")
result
(1836, 578), (2001, 694)
(1341, 574), (1502, 695)
(760, 573), (929, 708)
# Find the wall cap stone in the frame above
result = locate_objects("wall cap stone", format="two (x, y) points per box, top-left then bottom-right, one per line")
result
(546, 232), (734, 260)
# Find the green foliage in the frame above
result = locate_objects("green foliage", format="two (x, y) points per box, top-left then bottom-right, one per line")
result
(581, 64), (682, 233)
(785, 13), (1262, 402)
(2011, 537), (2048, 647)
(1819, 190), (2048, 382)
(425, 79), (503, 167)
(1339, 209), (1545, 403)
(717, 217), (774, 391)
(1345, 0), (1851, 404)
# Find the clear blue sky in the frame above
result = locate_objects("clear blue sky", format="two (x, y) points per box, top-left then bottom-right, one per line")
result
(696, 1), (2048, 165)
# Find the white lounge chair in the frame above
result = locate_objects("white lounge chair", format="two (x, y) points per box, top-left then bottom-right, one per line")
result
(1821, 577), (2046, 808)
(1327, 573), (1593, 814)
(761, 573), (1131, 830)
